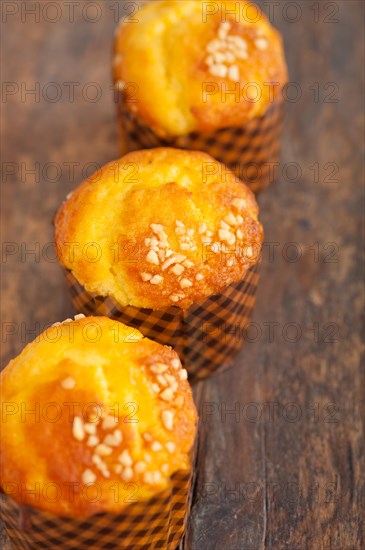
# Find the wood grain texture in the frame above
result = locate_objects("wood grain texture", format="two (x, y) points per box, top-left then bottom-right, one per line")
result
(1, 1), (364, 549)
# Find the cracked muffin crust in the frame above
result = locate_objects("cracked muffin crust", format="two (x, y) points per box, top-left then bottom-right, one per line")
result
(54, 148), (263, 310)
(113, 0), (287, 136)
(0, 315), (197, 517)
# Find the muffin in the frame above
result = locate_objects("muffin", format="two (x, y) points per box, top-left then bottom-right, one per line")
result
(113, 0), (288, 193)
(54, 148), (263, 381)
(1, 315), (197, 549)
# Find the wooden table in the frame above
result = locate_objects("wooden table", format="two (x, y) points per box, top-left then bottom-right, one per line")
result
(1, 1), (364, 548)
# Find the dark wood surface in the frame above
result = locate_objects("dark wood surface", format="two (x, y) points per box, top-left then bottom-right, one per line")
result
(1, 1), (364, 549)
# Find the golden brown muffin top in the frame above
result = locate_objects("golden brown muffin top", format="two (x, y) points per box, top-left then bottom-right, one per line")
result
(0, 315), (197, 517)
(114, 0), (287, 136)
(54, 148), (263, 310)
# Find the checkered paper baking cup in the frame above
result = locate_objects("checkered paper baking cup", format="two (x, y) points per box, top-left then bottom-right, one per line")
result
(116, 92), (284, 194)
(62, 262), (260, 383)
(0, 469), (192, 550)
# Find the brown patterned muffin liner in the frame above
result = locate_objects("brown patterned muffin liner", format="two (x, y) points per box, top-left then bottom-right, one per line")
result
(0, 468), (193, 550)
(62, 262), (260, 383)
(116, 90), (284, 194)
